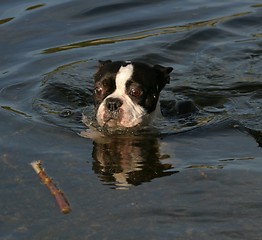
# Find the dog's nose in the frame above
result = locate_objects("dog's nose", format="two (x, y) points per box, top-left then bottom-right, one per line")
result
(106, 98), (123, 111)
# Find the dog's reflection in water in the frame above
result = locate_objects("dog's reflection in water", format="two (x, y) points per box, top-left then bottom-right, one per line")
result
(91, 136), (178, 189)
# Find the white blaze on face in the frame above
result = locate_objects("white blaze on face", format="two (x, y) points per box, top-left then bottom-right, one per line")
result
(115, 63), (133, 92)
(96, 64), (148, 128)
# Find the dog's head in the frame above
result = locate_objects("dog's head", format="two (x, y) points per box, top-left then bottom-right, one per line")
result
(93, 60), (173, 129)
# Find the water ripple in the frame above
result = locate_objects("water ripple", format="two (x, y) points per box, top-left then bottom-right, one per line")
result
(42, 11), (251, 54)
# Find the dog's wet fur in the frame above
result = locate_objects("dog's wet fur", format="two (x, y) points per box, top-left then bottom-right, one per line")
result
(93, 60), (173, 130)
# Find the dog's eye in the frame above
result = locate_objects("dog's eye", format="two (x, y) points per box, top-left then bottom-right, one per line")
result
(94, 87), (103, 95)
(129, 87), (143, 98)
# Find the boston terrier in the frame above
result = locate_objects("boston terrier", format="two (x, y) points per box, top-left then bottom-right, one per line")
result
(93, 60), (173, 130)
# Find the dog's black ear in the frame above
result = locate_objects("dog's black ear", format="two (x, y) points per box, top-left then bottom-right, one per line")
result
(153, 64), (173, 91)
(153, 64), (173, 80)
(98, 60), (112, 68)
(94, 60), (113, 81)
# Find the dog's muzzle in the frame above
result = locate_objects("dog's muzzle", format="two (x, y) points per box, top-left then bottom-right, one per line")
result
(105, 97), (123, 112)
(102, 97), (124, 124)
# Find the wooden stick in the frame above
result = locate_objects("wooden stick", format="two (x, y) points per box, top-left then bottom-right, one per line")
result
(31, 160), (71, 214)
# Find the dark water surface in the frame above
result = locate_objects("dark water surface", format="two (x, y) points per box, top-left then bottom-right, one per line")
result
(1, 0), (262, 239)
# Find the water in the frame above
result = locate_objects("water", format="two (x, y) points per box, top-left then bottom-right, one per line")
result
(0, 0), (262, 239)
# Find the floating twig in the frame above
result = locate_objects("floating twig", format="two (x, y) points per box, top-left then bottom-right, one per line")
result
(31, 160), (71, 214)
